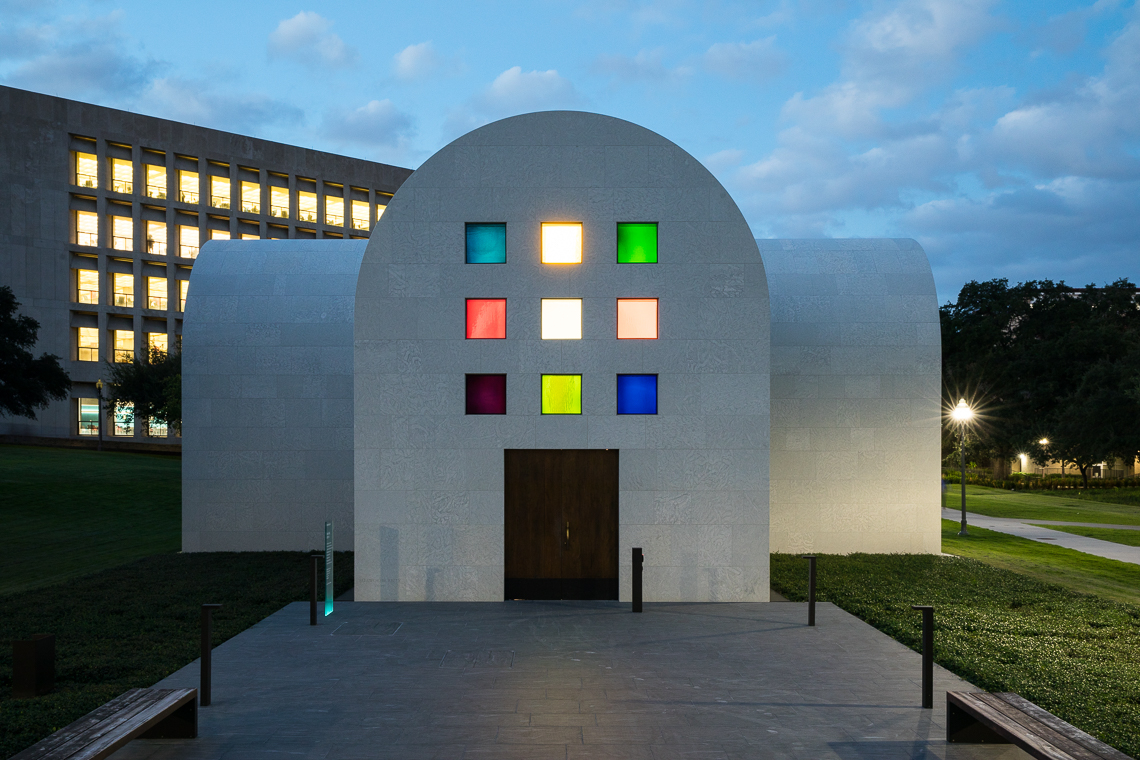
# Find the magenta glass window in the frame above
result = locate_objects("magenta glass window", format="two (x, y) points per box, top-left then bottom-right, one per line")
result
(466, 374), (506, 414)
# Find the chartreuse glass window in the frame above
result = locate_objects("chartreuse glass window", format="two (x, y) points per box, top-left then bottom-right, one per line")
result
(466, 374), (507, 414)
(541, 299), (582, 340)
(541, 375), (582, 415)
(617, 374), (658, 414)
(466, 223), (506, 263)
(541, 223), (582, 264)
(466, 299), (506, 339)
(617, 222), (657, 263)
(617, 298), (658, 339)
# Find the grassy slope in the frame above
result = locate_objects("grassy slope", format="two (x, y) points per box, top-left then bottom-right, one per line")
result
(944, 483), (1140, 525)
(1031, 523), (1140, 548)
(0, 444), (182, 595)
(1035, 487), (1140, 508)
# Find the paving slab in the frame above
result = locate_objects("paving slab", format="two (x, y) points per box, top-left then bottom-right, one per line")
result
(943, 507), (1140, 564)
(110, 601), (1028, 759)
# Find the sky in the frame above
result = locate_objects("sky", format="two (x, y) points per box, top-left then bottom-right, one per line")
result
(2, 0), (1137, 303)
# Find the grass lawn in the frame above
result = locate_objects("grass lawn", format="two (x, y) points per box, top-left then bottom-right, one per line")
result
(1031, 523), (1140, 547)
(0, 444), (182, 595)
(944, 483), (1140, 525)
(771, 551), (1140, 757)
(1038, 486), (1140, 508)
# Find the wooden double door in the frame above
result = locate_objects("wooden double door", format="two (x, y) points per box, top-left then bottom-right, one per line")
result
(504, 449), (619, 600)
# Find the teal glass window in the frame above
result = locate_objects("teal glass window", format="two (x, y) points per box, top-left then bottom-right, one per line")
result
(466, 223), (506, 263)
(617, 223), (657, 263)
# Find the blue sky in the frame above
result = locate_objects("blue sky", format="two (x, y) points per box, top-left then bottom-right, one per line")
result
(2, 0), (1137, 302)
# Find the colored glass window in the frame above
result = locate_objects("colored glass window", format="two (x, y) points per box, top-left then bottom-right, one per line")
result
(466, 374), (506, 415)
(541, 222), (582, 264)
(541, 299), (582, 340)
(617, 298), (658, 339)
(617, 222), (657, 263)
(617, 374), (658, 415)
(466, 299), (507, 339)
(466, 223), (506, 263)
(542, 375), (582, 415)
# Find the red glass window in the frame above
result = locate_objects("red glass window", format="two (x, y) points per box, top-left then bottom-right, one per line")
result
(466, 298), (506, 339)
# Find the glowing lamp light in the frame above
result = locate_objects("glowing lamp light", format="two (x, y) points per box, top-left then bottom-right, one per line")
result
(1039, 438), (1049, 445)
(541, 223), (582, 264)
(950, 398), (973, 423)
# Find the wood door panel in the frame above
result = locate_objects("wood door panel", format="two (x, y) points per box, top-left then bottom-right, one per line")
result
(504, 449), (561, 580)
(560, 450), (618, 580)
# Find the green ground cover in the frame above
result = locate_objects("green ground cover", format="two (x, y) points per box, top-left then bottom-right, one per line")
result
(0, 444), (182, 595)
(1032, 523), (1140, 547)
(771, 549), (1140, 756)
(944, 483), (1140, 525)
(1037, 487), (1140, 508)
(0, 551), (353, 759)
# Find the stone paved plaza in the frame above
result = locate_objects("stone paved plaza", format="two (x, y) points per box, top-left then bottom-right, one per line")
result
(113, 600), (1027, 759)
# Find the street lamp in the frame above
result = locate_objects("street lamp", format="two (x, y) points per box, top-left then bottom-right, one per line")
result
(950, 398), (974, 536)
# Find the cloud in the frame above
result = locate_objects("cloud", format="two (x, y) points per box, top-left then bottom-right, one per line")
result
(443, 66), (584, 137)
(703, 148), (745, 174)
(592, 48), (692, 82)
(140, 78), (304, 134)
(703, 38), (786, 81)
(323, 99), (414, 148)
(268, 11), (358, 68)
(393, 41), (459, 81)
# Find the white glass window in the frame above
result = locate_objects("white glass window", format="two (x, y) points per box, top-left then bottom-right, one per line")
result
(147, 331), (168, 355)
(179, 226), (199, 259)
(147, 276), (167, 311)
(325, 195), (343, 226)
(76, 269), (98, 304)
(75, 210), (98, 247)
(210, 176), (230, 209)
(112, 273), (134, 308)
(179, 280), (189, 312)
(110, 158), (133, 194)
(298, 191), (317, 223)
(210, 229), (230, 240)
(179, 170), (199, 204)
(77, 327), (98, 361)
(241, 181), (260, 214)
(113, 330), (134, 363)
(146, 220), (167, 255)
(541, 299), (583, 340)
(270, 186), (289, 218)
(75, 152), (98, 188)
(145, 164), (167, 199)
(111, 215), (133, 251)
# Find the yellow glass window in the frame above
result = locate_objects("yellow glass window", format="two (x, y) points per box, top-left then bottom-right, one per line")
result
(113, 330), (134, 363)
(179, 226), (199, 259)
(325, 196), (343, 226)
(147, 332), (168, 355)
(298, 191), (317, 222)
(270, 186), (289, 218)
(145, 165), (166, 198)
(112, 273), (134, 308)
(76, 210), (98, 247)
(376, 203), (387, 221)
(211, 229), (230, 240)
(541, 223), (583, 264)
(241, 181), (260, 214)
(113, 402), (134, 436)
(111, 215), (133, 251)
(146, 221), (167, 255)
(210, 176), (230, 208)
(147, 277), (167, 311)
(76, 269), (99, 304)
(179, 280), (189, 311)
(78, 398), (100, 435)
(241, 233), (259, 240)
(77, 327), (98, 361)
(351, 200), (369, 230)
(179, 170), (199, 203)
(75, 152), (98, 188)
(110, 158), (133, 194)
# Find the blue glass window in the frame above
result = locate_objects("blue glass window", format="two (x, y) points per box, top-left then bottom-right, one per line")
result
(466, 223), (506, 263)
(617, 374), (657, 415)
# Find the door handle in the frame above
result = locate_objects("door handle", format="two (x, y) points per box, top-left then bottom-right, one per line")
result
(565, 521), (570, 545)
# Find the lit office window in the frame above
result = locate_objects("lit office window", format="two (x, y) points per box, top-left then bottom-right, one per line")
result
(541, 299), (582, 340)
(75, 152), (98, 188)
(270, 186), (289, 218)
(466, 223), (506, 263)
(241, 233), (259, 240)
(112, 273), (134, 308)
(146, 220), (167, 255)
(179, 280), (189, 311)
(541, 222), (583, 264)
(179, 226), (199, 259)
(148, 417), (168, 438)
(147, 332), (168, 355)
(179, 170), (199, 203)
(350, 200), (369, 230)
(77, 327), (99, 362)
(111, 215), (133, 251)
(325, 196), (343, 226)
(541, 375), (582, 415)
(147, 277), (167, 311)
(210, 176), (230, 209)
(466, 374), (507, 415)
(76, 269), (99, 304)
(113, 330), (134, 363)
(466, 299), (507, 339)
(376, 203), (387, 221)
(240, 181), (260, 214)
(78, 398), (100, 436)
(298, 191), (317, 223)
(145, 164), (166, 199)
(110, 158), (133, 194)
(211, 229), (230, 240)
(75, 210), (98, 247)
(617, 374), (658, 414)
(113, 402), (134, 436)
(616, 298), (658, 339)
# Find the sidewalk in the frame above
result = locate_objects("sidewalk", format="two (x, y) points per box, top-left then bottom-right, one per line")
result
(942, 508), (1140, 565)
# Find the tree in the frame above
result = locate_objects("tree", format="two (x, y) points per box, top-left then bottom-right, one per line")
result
(105, 347), (182, 432)
(0, 285), (70, 419)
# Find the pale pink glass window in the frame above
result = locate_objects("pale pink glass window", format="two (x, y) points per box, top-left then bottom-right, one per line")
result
(617, 298), (658, 339)
(466, 299), (506, 339)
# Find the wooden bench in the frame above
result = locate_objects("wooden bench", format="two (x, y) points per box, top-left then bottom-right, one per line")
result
(947, 691), (1131, 759)
(12, 687), (197, 760)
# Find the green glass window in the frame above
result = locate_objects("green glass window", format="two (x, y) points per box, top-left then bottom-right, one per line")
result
(541, 374), (582, 415)
(466, 223), (506, 263)
(617, 222), (657, 263)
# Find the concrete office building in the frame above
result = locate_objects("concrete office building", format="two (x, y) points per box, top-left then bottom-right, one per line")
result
(0, 85), (412, 448)
(182, 111), (942, 601)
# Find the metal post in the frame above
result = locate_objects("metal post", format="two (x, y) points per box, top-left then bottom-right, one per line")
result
(200, 604), (222, 706)
(802, 555), (816, 626)
(911, 605), (934, 709)
(310, 554), (320, 626)
(632, 547), (643, 613)
(959, 429), (968, 536)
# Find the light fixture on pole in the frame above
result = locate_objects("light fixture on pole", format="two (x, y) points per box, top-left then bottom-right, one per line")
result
(950, 398), (974, 536)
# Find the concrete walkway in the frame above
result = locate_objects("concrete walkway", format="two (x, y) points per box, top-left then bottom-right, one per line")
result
(110, 600), (1026, 760)
(942, 508), (1140, 565)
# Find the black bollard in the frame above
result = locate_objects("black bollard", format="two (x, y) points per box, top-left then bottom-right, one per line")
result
(310, 554), (321, 626)
(632, 547), (643, 613)
(911, 605), (934, 709)
(200, 604), (222, 707)
(801, 555), (816, 626)
(12, 634), (55, 697)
